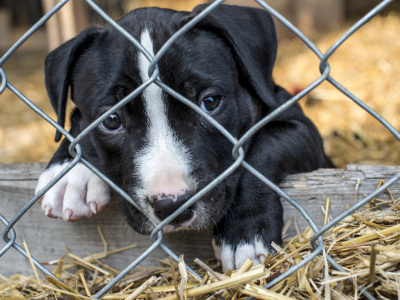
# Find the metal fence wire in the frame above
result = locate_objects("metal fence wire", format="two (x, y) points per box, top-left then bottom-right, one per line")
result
(0, 0), (399, 299)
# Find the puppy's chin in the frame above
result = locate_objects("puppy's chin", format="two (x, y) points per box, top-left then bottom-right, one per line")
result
(138, 206), (216, 234)
(161, 210), (198, 233)
(121, 195), (230, 235)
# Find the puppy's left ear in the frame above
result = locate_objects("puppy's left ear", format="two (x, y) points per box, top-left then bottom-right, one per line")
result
(45, 26), (102, 142)
(188, 4), (278, 108)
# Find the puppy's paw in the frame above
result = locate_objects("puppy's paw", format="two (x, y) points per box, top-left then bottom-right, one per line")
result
(213, 237), (273, 272)
(35, 161), (110, 221)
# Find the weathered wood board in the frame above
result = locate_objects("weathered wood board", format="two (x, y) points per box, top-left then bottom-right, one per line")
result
(1, 163), (399, 276)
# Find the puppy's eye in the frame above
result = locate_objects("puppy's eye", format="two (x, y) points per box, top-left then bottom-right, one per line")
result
(100, 113), (124, 131)
(201, 96), (221, 113)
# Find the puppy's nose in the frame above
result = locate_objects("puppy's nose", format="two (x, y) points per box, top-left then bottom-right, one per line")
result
(152, 192), (193, 222)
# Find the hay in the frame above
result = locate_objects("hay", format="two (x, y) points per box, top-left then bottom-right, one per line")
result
(274, 13), (400, 168)
(1, 187), (399, 299)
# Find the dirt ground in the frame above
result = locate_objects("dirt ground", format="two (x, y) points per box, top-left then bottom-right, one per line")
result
(1, 14), (399, 168)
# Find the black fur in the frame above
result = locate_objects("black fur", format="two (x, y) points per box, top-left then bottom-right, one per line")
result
(41, 4), (332, 269)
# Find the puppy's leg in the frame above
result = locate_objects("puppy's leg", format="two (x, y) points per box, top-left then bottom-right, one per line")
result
(213, 188), (283, 272)
(35, 110), (110, 221)
(213, 119), (327, 271)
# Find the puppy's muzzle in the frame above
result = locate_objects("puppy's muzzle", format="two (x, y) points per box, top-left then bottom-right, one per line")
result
(151, 192), (194, 223)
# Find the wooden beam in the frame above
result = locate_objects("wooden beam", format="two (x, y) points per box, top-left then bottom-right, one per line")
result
(1, 163), (399, 276)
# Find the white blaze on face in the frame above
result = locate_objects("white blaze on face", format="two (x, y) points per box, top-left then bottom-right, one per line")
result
(136, 28), (195, 202)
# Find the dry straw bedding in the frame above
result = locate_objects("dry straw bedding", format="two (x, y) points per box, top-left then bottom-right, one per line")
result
(274, 13), (400, 168)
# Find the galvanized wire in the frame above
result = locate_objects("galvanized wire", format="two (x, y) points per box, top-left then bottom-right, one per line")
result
(1, 1), (399, 299)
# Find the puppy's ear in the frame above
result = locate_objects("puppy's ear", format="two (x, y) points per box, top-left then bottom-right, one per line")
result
(45, 26), (101, 142)
(189, 4), (278, 108)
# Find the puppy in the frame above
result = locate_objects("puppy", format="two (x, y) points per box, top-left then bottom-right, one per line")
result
(35, 4), (332, 271)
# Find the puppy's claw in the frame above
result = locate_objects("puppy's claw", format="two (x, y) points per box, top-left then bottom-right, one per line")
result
(37, 195), (44, 204)
(89, 202), (97, 214)
(64, 209), (84, 222)
(65, 209), (73, 221)
(44, 205), (58, 218)
(258, 254), (267, 264)
(44, 204), (51, 216)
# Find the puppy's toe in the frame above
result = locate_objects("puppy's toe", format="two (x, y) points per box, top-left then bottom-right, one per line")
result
(62, 180), (92, 221)
(234, 239), (269, 268)
(220, 243), (235, 272)
(36, 163), (68, 218)
(219, 238), (272, 272)
(86, 175), (110, 214)
(61, 163), (111, 221)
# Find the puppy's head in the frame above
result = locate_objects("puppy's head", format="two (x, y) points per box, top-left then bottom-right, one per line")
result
(44, 4), (281, 234)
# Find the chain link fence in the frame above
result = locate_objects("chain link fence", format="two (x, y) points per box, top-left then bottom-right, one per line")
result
(1, 0), (399, 299)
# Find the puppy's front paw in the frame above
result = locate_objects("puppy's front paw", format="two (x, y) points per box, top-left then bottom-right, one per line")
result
(213, 237), (274, 272)
(35, 162), (110, 221)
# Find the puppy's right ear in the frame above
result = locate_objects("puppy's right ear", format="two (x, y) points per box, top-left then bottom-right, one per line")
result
(45, 26), (101, 142)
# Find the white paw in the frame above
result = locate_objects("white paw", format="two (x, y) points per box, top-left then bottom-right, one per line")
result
(35, 162), (110, 221)
(214, 237), (271, 272)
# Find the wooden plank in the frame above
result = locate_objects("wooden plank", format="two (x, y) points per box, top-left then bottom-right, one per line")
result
(1, 163), (399, 276)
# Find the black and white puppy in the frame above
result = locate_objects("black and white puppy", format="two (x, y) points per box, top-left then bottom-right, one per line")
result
(35, 4), (332, 271)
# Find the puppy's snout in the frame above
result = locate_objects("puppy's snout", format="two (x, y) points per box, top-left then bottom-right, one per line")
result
(152, 192), (193, 222)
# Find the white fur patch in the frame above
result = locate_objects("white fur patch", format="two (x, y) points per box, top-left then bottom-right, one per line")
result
(220, 242), (235, 272)
(136, 28), (196, 201)
(212, 238), (222, 261)
(35, 162), (110, 221)
(219, 237), (271, 272)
